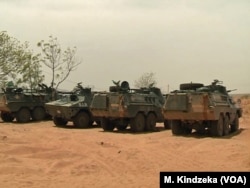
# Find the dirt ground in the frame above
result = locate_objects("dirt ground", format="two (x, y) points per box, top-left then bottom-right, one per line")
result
(0, 98), (249, 188)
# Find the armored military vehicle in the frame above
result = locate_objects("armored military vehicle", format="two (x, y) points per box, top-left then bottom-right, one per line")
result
(90, 80), (165, 132)
(45, 82), (100, 128)
(0, 82), (58, 123)
(162, 79), (242, 137)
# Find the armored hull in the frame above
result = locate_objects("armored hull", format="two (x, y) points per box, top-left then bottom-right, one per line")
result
(90, 81), (165, 132)
(0, 84), (57, 123)
(45, 83), (99, 128)
(162, 80), (242, 137)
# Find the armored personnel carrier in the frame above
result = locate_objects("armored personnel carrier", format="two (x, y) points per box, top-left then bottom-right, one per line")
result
(90, 80), (165, 132)
(162, 79), (242, 137)
(45, 82), (100, 128)
(0, 82), (58, 123)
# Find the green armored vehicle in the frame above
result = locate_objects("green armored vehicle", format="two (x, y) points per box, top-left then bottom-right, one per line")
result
(0, 82), (58, 123)
(162, 79), (242, 137)
(90, 80), (165, 132)
(45, 82), (100, 128)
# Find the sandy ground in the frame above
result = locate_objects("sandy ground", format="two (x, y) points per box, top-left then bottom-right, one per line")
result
(0, 102), (249, 188)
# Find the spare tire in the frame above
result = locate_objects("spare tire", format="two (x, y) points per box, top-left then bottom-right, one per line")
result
(180, 83), (204, 90)
(109, 86), (118, 92)
(121, 81), (130, 91)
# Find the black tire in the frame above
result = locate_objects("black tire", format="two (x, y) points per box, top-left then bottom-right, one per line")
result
(231, 114), (239, 132)
(89, 120), (94, 126)
(1, 112), (14, 122)
(109, 86), (118, 92)
(101, 118), (115, 131)
(145, 113), (156, 131)
(116, 123), (128, 131)
(53, 117), (68, 126)
(223, 115), (230, 136)
(31, 107), (46, 121)
(171, 120), (184, 135)
(183, 125), (192, 134)
(130, 113), (145, 132)
(196, 125), (206, 134)
(73, 112), (90, 128)
(16, 108), (31, 123)
(164, 120), (171, 129)
(180, 83), (204, 90)
(211, 114), (224, 137)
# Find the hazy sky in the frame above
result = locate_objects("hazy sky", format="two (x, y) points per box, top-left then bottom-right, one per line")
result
(1, 0), (250, 93)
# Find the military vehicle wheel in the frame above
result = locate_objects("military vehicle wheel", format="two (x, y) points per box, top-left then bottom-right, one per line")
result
(53, 117), (68, 126)
(89, 120), (94, 126)
(231, 114), (239, 132)
(73, 112), (90, 128)
(0, 112), (14, 122)
(164, 120), (171, 129)
(196, 126), (206, 134)
(130, 113), (145, 132)
(145, 113), (156, 131)
(171, 120), (184, 135)
(116, 123), (128, 131)
(16, 108), (31, 123)
(180, 83), (204, 90)
(101, 118), (115, 131)
(32, 107), (46, 121)
(223, 115), (230, 135)
(211, 114), (223, 137)
(183, 126), (192, 134)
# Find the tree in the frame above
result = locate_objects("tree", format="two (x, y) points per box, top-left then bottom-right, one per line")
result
(37, 36), (81, 90)
(134, 72), (157, 88)
(0, 31), (44, 89)
(18, 52), (44, 89)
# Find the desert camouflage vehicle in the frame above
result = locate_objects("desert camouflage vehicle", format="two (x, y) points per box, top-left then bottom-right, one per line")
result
(0, 82), (58, 123)
(162, 79), (242, 137)
(90, 80), (165, 132)
(45, 82), (100, 128)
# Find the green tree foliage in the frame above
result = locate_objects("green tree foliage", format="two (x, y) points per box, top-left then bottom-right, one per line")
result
(37, 36), (81, 90)
(134, 72), (157, 88)
(18, 52), (44, 89)
(0, 31), (44, 89)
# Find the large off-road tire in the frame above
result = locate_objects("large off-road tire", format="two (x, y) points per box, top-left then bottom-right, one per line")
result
(145, 113), (156, 131)
(16, 108), (31, 123)
(164, 120), (171, 129)
(171, 120), (184, 135)
(116, 123), (128, 131)
(196, 125), (206, 134)
(183, 126), (192, 134)
(179, 83), (204, 90)
(231, 114), (239, 133)
(130, 113), (145, 132)
(223, 115), (230, 136)
(211, 114), (224, 137)
(73, 112), (90, 128)
(53, 117), (68, 126)
(31, 107), (46, 121)
(109, 86), (118, 92)
(0, 112), (14, 122)
(101, 118), (115, 131)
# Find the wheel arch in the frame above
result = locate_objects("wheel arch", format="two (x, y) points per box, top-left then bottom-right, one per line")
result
(74, 109), (92, 118)
(146, 111), (157, 117)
